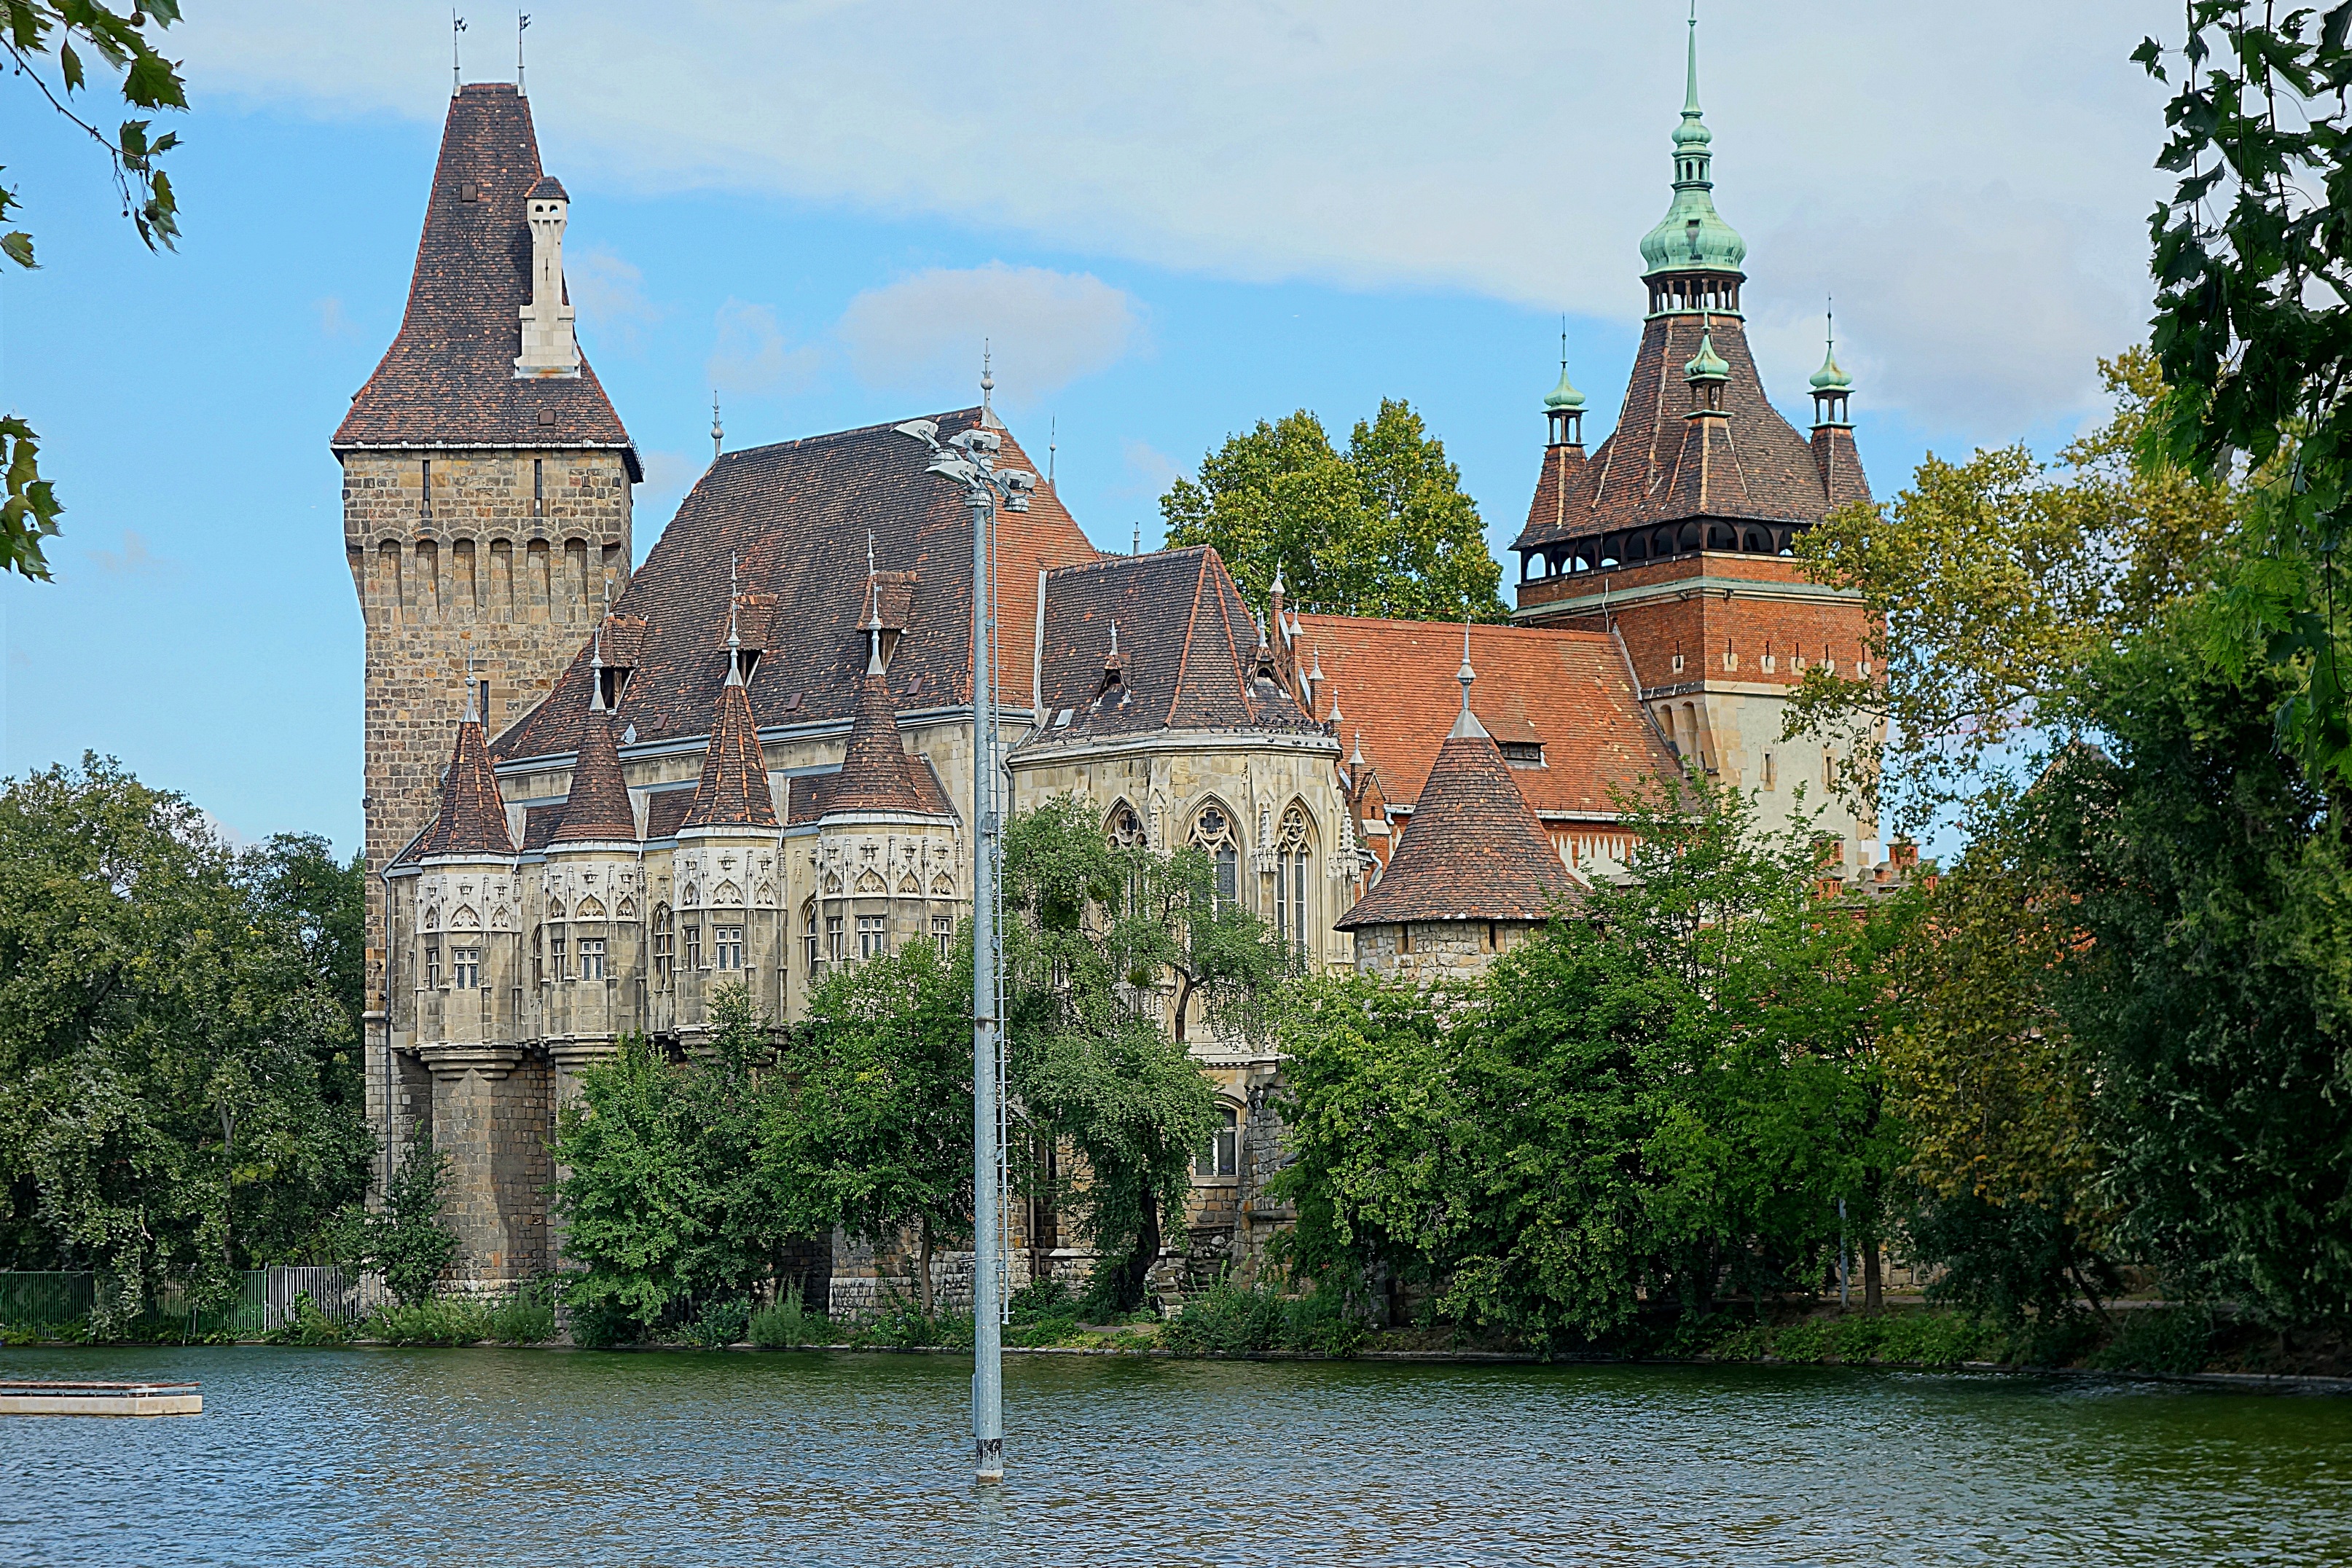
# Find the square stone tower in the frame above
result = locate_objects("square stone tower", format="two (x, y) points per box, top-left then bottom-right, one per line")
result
(336, 82), (638, 1183)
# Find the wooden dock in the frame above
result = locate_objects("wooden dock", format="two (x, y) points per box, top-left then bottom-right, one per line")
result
(0, 1381), (202, 1416)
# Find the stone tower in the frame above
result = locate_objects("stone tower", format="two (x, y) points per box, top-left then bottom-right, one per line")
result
(1509, 17), (1881, 870)
(336, 82), (639, 1149)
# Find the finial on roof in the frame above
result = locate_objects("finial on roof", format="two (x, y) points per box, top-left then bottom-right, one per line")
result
(463, 654), (479, 723)
(1350, 729), (1365, 767)
(1271, 563), (1286, 600)
(1109, 621), (1119, 658)
(1132, 523), (1141, 556)
(452, 9), (467, 96)
(1307, 645), (1324, 686)
(1328, 683), (1345, 725)
(710, 391), (723, 464)
(1682, 3), (1703, 124)
(1810, 299), (1854, 393)
(1048, 415), (1057, 485)
(517, 10), (530, 95)
(980, 340), (1000, 429)
(724, 551), (742, 659)
(1685, 313), (1730, 383)
(589, 622), (607, 711)
(1451, 620), (1489, 740)
(1639, 5), (1747, 283)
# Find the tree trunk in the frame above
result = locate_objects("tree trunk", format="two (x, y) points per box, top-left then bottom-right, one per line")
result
(1861, 1236), (1883, 1314)
(1113, 1185), (1162, 1314)
(917, 1218), (936, 1318)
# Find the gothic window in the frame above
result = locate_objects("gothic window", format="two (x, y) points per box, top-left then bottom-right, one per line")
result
(826, 915), (845, 963)
(933, 915), (954, 959)
(1191, 802), (1239, 912)
(714, 925), (744, 971)
(1108, 801), (1144, 848)
(1195, 1105), (1238, 1177)
(549, 936), (567, 980)
(683, 925), (701, 971)
(858, 914), (887, 960)
(452, 947), (480, 989)
(1273, 804), (1312, 956)
(532, 927), (544, 986)
(803, 899), (820, 976)
(652, 906), (673, 987)
(578, 938), (607, 981)
(426, 945), (442, 989)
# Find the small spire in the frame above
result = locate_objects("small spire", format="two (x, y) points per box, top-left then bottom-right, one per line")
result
(1685, 311), (1730, 383)
(1451, 620), (1488, 740)
(710, 391), (723, 464)
(1307, 645), (1324, 686)
(451, 9), (466, 96)
(724, 551), (743, 683)
(589, 622), (607, 712)
(517, 10), (529, 95)
(1328, 682), (1345, 726)
(980, 340), (1000, 429)
(1810, 299), (1854, 393)
(1682, 3), (1702, 121)
(1271, 564), (1286, 599)
(1350, 729), (1365, 767)
(1109, 621), (1120, 658)
(1048, 415), (1057, 485)
(463, 654), (479, 723)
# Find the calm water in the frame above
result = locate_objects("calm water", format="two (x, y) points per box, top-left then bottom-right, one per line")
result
(2, 1346), (2348, 1566)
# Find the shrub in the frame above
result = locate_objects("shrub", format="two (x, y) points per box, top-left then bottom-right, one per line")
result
(1008, 1276), (1076, 1324)
(681, 1298), (750, 1349)
(487, 1282), (557, 1346)
(363, 1297), (490, 1346)
(264, 1293), (351, 1348)
(748, 1285), (828, 1349)
(1162, 1282), (1364, 1358)
(854, 1303), (973, 1350)
(565, 1298), (639, 1350)
(2090, 1306), (2215, 1376)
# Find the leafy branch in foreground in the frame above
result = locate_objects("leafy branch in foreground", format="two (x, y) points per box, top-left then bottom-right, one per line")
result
(0, 0), (188, 580)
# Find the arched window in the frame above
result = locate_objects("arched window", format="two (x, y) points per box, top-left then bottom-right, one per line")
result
(1273, 804), (1313, 957)
(1191, 802), (1239, 912)
(651, 904), (673, 988)
(1195, 1105), (1239, 1177)
(801, 897), (819, 976)
(1107, 801), (1144, 848)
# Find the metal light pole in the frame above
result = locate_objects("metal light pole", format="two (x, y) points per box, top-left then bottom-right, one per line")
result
(895, 414), (1034, 1484)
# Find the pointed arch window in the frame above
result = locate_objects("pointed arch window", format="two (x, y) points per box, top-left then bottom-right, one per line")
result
(1108, 801), (1144, 848)
(1273, 804), (1313, 957)
(1191, 803), (1239, 912)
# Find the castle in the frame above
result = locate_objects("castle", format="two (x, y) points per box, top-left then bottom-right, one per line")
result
(344, 23), (1876, 1301)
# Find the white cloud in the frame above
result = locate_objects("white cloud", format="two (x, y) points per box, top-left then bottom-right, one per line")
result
(705, 299), (820, 397)
(836, 264), (1145, 402)
(178, 1), (2180, 434)
(1118, 437), (1182, 501)
(314, 295), (361, 340)
(86, 530), (173, 577)
(570, 246), (664, 350)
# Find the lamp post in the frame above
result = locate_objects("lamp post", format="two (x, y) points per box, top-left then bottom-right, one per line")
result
(895, 413), (1035, 1485)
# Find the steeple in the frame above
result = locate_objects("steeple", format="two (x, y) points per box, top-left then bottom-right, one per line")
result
(551, 707), (637, 844)
(1544, 322), (1586, 448)
(1639, 12), (1747, 315)
(681, 673), (777, 831)
(1809, 305), (1855, 428)
(1451, 623), (1489, 740)
(416, 701), (515, 858)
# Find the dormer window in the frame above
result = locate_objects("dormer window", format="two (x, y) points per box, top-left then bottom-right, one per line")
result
(734, 648), (761, 684)
(597, 664), (630, 709)
(1499, 741), (1545, 767)
(459, 181), (479, 202)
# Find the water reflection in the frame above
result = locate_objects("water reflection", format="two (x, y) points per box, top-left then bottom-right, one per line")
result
(1, 1347), (2345, 1567)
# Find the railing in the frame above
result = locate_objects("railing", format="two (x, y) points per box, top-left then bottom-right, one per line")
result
(1, 1267), (392, 1336)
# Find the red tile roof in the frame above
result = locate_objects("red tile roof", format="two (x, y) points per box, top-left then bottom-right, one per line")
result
(820, 648), (933, 815)
(493, 409), (1097, 762)
(332, 85), (637, 476)
(1297, 615), (1674, 819)
(1336, 727), (1575, 928)
(404, 716), (516, 861)
(681, 677), (777, 831)
(1511, 314), (1864, 553)
(550, 709), (636, 842)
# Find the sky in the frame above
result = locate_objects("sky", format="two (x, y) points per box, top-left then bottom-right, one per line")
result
(0, 0), (2178, 855)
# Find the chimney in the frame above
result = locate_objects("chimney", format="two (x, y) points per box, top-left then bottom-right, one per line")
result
(516, 175), (580, 377)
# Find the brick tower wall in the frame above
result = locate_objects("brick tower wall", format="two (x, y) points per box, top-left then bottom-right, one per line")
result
(345, 447), (632, 974)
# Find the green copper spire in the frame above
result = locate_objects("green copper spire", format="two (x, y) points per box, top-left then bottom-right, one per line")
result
(1809, 306), (1853, 392)
(1639, 11), (1747, 283)
(1685, 324), (1730, 383)
(1544, 325), (1585, 410)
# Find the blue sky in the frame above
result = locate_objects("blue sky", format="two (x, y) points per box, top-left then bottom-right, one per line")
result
(0, 1), (2174, 853)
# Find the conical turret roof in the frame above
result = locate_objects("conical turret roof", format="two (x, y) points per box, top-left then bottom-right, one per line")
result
(825, 639), (929, 816)
(551, 709), (637, 843)
(1336, 715), (1572, 929)
(681, 669), (777, 831)
(415, 713), (516, 859)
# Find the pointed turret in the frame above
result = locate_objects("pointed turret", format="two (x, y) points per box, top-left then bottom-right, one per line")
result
(1639, 13), (1747, 307)
(415, 704), (516, 858)
(825, 612), (929, 816)
(552, 708), (636, 843)
(681, 662), (778, 830)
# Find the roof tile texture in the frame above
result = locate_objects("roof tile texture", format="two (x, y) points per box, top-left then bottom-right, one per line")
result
(1336, 729), (1575, 928)
(550, 709), (637, 842)
(333, 85), (636, 473)
(681, 679), (778, 831)
(409, 718), (516, 861)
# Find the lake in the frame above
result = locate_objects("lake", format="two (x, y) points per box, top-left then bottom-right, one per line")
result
(1, 1346), (2346, 1566)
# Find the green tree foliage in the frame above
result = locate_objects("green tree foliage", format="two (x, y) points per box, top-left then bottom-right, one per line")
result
(552, 984), (791, 1333)
(243, 834), (366, 1037)
(769, 938), (973, 1314)
(1275, 778), (1918, 1347)
(1789, 350), (2234, 835)
(1161, 401), (1508, 622)
(0, 756), (372, 1324)
(1, 1), (188, 580)
(365, 1136), (459, 1306)
(1001, 794), (1285, 1312)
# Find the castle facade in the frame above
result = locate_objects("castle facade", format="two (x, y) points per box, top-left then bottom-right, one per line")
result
(346, 25), (1875, 1299)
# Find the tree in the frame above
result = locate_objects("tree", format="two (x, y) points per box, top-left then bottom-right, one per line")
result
(553, 985), (790, 1331)
(243, 834), (366, 1038)
(0, 756), (372, 1325)
(769, 938), (973, 1315)
(1786, 350), (2234, 837)
(1, 1), (188, 580)
(1001, 794), (1285, 1313)
(1161, 400), (1508, 622)
(366, 1135), (458, 1306)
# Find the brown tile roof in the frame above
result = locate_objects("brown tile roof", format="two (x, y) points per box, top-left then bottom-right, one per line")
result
(643, 789), (696, 842)
(550, 709), (637, 842)
(820, 647), (933, 815)
(1511, 314), (1865, 553)
(1336, 727), (1575, 928)
(1022, 546), (1325, 750)
(681, 676), (778, 831)
(787, 755), (957, 826)
(492, 409), (1097, 762)
(332, 85), (638, 476)
(404, 716), (516, 862)
(1298, 615), (1674, 819)
(520, 804), (563, 851)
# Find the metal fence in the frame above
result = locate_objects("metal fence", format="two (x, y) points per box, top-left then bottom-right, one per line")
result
(1, 1266), (391, 1337)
